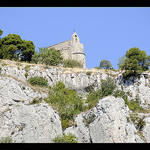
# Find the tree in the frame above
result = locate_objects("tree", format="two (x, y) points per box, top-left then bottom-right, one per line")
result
(118, 47), (150, 79)
(0, 29), (3, 58)
(0, 33), (35, 61)
(31, 47), (63, 66)
(99, 59), (112, 69)
(17, 40), (35, 61)
(0, 29), (3, 37)
(117, 55), (127, 70)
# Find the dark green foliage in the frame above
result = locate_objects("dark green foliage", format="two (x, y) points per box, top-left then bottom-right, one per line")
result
(137, 116), (146, 131)
(118, 47), (150, 79)
(85, 89), (102, 109)
(63, 59), (82, 68)
(86, 71), (92, 76)
(28, 76), (48, 87)
(0, 33), (35, 61)
(85, 77), (116, 109)
(130, 114), (146, 132)
(17, 40), (35, 62)
(117, 55), (127, 70)
(0, 29), (3, 37)
(52, 133), (78, 143)
(99, 59), (112, 69)
(0, 67), (2, 74)
(113, 89), (128, 104)
(31, 47), (63, 66)
(101, 76), (116, 97)
(45, 81), (84, 130)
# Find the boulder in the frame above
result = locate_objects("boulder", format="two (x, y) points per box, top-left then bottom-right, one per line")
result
(65, 96), (143, 143)
(0, 103), (62, 143)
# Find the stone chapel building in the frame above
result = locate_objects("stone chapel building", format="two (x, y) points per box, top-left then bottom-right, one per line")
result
(48, 32), (86, 68)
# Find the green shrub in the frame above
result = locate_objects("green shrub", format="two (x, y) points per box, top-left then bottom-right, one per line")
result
(86, 71), (92, 76)
(85, 77), (116, 109)
(128, 100), (144, 113)
(0, 136), (14, 143)
(52, 133), (78, 143)
(85, 89), (102, 109)
(24, 72), (28, 78)
(99, 59), (112, 69)
(31, 47), (63, 66)
(45, 81), (84, 130)
(24, 65), (31, 72)
(129, 114), (146, 131)
(113, 89), (128, 104)
(137, 116), (146, 131)
(63, 59), (82, 68)
(28, 97), (42, 105)
(28, 76), (48, 87)
(101, 76), (116, 96)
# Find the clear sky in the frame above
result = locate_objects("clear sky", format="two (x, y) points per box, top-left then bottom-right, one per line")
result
(0, 7), (150, 69)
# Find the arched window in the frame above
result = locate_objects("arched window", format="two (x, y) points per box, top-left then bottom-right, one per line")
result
(75, 35), (77, 42)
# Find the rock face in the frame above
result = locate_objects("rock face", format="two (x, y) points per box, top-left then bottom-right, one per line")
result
(0, 76), (47, 107)
(0, 75), (62, 143)
(89, 96), (142, 143)
(0, 60), (150, 143)
(65, 96), (143, 143)
(0, 103), (62, 143)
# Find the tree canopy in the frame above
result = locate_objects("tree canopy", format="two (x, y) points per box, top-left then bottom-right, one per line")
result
(118, 47), (150, 79)
(31, 47), (63, 66)
(99, 59), (112, 69)
(0, 29), (35, 62)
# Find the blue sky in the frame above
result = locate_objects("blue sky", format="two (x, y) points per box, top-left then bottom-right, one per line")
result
(0, 7), (150, 69)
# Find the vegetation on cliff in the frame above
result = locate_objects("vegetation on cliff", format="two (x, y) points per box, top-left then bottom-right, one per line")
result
(118, 47), (150, 79)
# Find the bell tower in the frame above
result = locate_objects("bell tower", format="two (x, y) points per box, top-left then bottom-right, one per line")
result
(69, 31), (86, 68)
(71, 31), (80, 43)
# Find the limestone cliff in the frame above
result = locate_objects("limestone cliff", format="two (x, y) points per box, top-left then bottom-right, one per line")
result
(0, 60), (150, 143)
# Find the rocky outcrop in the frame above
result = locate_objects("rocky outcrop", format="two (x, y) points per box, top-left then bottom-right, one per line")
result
(64, 96), (143, 143)
(0, 103), (62, 143)
(0, 60), (150, 143)
(0, 75), (62, 143)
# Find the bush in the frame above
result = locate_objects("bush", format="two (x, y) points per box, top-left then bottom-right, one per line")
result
(28, 97), (42, 105)
(85, 89), (102, 109)
(52, 133), (78, 143)
(113, 89), (128, 104)
(0, 136), (14, 143)
(63, 59), (82, 68)
(28, 76), (48, 87)
(127, 100), (144, 113)
(101, 76), (116, 96)
(86, 71), (92, 76)
(85, 77), (116, 109)
(45, 81), (84, 130)
(99, 59), (112, 69)
(31, 47), (63, 66)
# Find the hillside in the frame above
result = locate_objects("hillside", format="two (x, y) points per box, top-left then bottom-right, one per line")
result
(0, 59), (150, 143)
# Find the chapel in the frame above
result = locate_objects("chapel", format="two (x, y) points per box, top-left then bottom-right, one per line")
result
(48, 32), (86, 68)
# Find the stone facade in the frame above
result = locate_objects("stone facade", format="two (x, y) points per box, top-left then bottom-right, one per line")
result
(48, 32), (86, 68)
